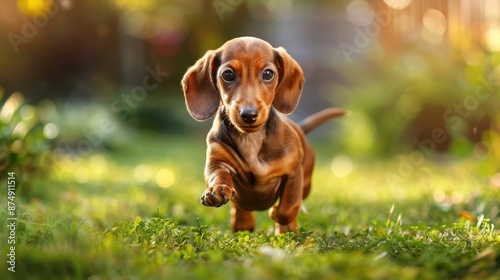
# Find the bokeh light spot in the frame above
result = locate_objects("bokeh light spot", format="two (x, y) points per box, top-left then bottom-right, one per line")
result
(491, 173), (500, 189)
(156, 168), (175, 189)
(485, 23), (500, 52)
(383, 0), (411, 10)
(11, 140), (23, 154)
(43, 123), (59, 139)
(12, 122), (28, 139)
(0, 92), (23, 123)
(18, 0), (50, 15)
(463, 47), (485, 65)
(423, 9), (447, 36)
(421, 9), (447, 45)
(331, 155), (353, 178)
(450, 191), (464, 204)
(134, 164), (152, 183)
(433, 190), (446, 203)
(20, 105), (36, 121)
(346, 0), (374, 26)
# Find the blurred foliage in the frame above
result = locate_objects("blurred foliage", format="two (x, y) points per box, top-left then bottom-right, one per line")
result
(0, 91), (59, 195)
(2, 0), (498, 161)
(333, 44), (500, 163)
(0, 0), (251, 100)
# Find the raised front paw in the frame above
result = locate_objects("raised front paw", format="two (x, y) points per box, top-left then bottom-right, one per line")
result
(200, 184), (236, 207)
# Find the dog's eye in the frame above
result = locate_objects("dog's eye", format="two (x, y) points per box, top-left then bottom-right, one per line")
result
(262, 69), (274, 82)
(221, 70), (235, 82)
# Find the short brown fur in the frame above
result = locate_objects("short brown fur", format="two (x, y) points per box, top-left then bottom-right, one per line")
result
(181, 37), (344, 234)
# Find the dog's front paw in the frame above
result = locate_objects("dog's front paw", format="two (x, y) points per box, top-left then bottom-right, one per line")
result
(200, 184), (236, 207)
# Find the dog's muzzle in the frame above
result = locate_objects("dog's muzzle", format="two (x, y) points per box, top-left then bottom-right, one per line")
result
(240, 107), (258, 124)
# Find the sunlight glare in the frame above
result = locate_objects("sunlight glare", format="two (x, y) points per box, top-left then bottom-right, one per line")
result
(17, 0), (51, 15)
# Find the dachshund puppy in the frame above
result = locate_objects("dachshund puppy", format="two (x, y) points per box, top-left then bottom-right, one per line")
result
(181, 37), (344, 234)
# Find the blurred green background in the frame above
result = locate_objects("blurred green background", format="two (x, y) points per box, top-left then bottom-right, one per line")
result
(0, 1), (499, 278)
(0, 0), (499, 201)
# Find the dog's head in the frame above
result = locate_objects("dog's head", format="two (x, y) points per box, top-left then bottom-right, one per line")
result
(181, 37), (304, 133)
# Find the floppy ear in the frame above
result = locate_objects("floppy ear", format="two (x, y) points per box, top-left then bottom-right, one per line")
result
(181, 50), (221, 121)
(273, 47), (305, 114)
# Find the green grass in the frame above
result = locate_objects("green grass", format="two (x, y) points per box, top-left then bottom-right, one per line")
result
(1, 135), (499, 279)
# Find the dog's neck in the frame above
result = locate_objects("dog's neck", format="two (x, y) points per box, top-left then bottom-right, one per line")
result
(213, 106), (295, 181)
(217, 106), (282, 160)
(219, 107), (285, 178)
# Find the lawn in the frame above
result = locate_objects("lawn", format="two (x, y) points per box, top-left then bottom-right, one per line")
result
(1, 134), (499, 279)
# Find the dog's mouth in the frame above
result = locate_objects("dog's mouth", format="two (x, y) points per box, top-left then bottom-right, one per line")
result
(226, 107), (268, 133)
(235, 123), (265, 133)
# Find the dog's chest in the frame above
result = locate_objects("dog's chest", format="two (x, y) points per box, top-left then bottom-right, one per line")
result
(234, 130), (279, 178)
(236, 131), (266, 168)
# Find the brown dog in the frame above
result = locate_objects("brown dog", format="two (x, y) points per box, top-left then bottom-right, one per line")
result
(181, 37), (344, 234)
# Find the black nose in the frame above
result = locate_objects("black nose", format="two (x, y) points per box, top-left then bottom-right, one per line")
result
(240, 107), (258, 124)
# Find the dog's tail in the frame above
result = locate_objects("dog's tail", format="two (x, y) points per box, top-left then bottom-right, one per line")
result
(299, 108), (346, 134)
